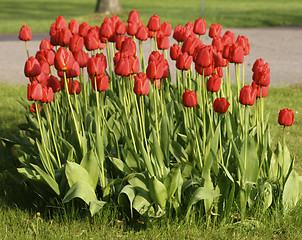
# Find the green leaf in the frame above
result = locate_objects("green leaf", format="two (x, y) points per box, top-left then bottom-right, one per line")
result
(151, 128), (167, 177)
(149, 176), (168, 209)
(63, 181), (97, 205)
(80, 150), (100, 189)
(164, 166), (182, 199)
(109, 157), (132, 174)
(17, 167), (41, 181)
(138, 140), (154, 176)
(118, 185), (136, 218)
(160, 112), (170, 161)
(186, 187), (221, 216)
(89, 200), (107, 217)
(283, 170), (302, 210)
(262, 182), (272, 211)
(170, 140), (188, 163)
(65, 161), (94, 189)
(31, 164), (60, 196)
(133, 192), (151, 215)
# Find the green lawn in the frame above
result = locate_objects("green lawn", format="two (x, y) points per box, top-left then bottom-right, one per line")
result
(1, 0), (302, 33)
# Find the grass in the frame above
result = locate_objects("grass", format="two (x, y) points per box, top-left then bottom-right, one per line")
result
(1, 83), (302, 239)
(0, 0), (302, 34)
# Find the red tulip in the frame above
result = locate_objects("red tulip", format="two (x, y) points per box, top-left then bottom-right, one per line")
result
(236, 35), (250, 55)
(193, 17), (207, 35)
(39, 60), (50, 75)
(252, 81), (269, 98)
(182, 35), (203, 56)
(55, 16), (67, 30)
(91, 73), (109, 92)
(114, 54), (132, 77)
(213, 98), (230, 113)
(68, 61), (80, 78)
(58, 28), (72, 47)
(78, 22), (91, 38)
(239, 85), (257, 106)
(41, 87), (53, 103)
(115, 21), (127, 35)
(27, 81), (43, 101)
(24, 56), (42, 78)
(183, 21), (195, 41)
(207, 74), (221, 92)
(228, 43), (244, 63)
(87, 55), (107, 76)
(29, 102), (42, 114)
(69, 19), (80, 35)
(195, 45), (214, 68)
(50, 30), (59, 46)
(252, 61), (270, 87)
(84, 32), (100, 51)
(147, 14), (161, 32)
(100, 17), (114, 39)
(170, 43), (182, 61)
(133, 72), (150, 95)
(19, 25), (32, 41)
(160, 22), (172, 36)
(213, 51), (228, 67)
(39, 39), (53, 50)
(128, 9), (140, 24)
(176, 52), (193, 71)
(127, 22), (140, 36)
(252, 58), (264, 72)
(157, 33), (170, 50)
(116, 35), (127, 51)
(209, 23), (222, 38)
(212, 37), (223, 53)
(47, 75), (61, 93)
(182, 90), (198, 107)
(278, 108), (294, 126)
(173, 25), (185, 42)
(222, 31), (236, 45)
(73, 50), (89, 68)
(120, 37), (136, 56)
(54, 47), (75, 71)
(68, 80), (81, 94)
(69, 35), (84, 52)
(136, 25), (149, 41)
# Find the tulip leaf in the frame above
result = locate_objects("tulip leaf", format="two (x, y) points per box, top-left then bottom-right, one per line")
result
(63, 181), (97, 205)
(128, 174), (149, 193)
(138, 139), (154, 176)
(89, 200), (107, 217)
(186, 187), (221, 217)
(275, 142), (293, 179)
(151, 128), (167, 177)
(133, 192), (151, 215)
(170, 140), (188, 163)
(17, 167), (41, 181)
(164, 166), (182, 199)
(262, 182), (272, 211)
(109, 157), (132, 174)
(149, 176), (168, 209)
(118, 185), (136, 218)
(65, 161), (94, 189)
(31, 164), (60, 196)
(283, 170), (302, 211)
(80, 150), (100, 189)
(160, 112), (170, 161)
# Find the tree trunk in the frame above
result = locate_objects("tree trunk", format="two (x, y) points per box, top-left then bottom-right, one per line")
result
(95, 0), (121, 14)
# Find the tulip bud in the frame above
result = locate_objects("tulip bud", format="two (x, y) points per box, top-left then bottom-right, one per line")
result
(278, 108), (294, 126)
(133, 72), (150, 95)
(19, 25), (32, 41)
(207, 74), (221, 92)
(182, 90), (198, 107)
(213, 98), (230, 113)
(239, 85), (257, 106)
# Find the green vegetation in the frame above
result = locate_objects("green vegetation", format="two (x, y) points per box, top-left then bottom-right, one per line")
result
(0, 0), (301, 33)
(1, 83), (302, 239)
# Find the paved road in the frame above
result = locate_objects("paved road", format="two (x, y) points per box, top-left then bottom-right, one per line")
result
(0, 26), (301, 86)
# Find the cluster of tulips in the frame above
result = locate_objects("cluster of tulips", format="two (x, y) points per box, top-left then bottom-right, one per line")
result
(15, 10), (299, 222)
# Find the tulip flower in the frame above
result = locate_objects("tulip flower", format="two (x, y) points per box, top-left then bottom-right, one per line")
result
(252, 58), (264, 72)
(173, 25), (185, 42)
(182, 90), (198, 107)
(239, 85), (257, 106)
(120, 37), (136, 56)
(115, 21), (127, 35)
(136, 25), (149, 41)
(212, 37), (223, 53)
(170, 43), (182, 61)
(84, 32), (100, 51)
(68, 80), (81, 94)
(47, 75), (61, 93)
(74, 50), (89, 68)
(91, 74), (109, 92)
(193, 17), (207, 35)
(278, 108), (294, 126)
(176, 52), (193, 71)
(54, 47), (75, 71)
(114, 54), (132, 77)
(160, 22), (172, 36)
(207, 74), (221, 92)
(19, 25), (32, 41)
(41, 87), (54, 103)
(69, 19), (80, 35)
(252, 81), (269, 98)
(39, 39), (53, 51)
(252, 61), (270, 87)
(195, 45), (214, 68)
(58, 28), (72, 47)
(128, 9), (140, 24)
(78, 22), (91, 38)
(236, 35), (250, 56)
(127, 22), (140, 36)
(87, 55), (107, 76)
(29, 102), (42, 114)
(156, 33), (170, 50)
(69, 35), (84, 53)
(183, 21), (195, 41)
(227, 43), (244, 63)
(100, 17), (114, 39)
(27, 81), (43, 101)
(55, 16), (67, 30)
(182, 35), (203, 56)
(24, 56), (42, 78)
(146, 59), (164, 80)
(209, 23), (222, 38)
(133, 72), (150, 95)
(147, 14), (161, 32)
(213, 98), (230, 113)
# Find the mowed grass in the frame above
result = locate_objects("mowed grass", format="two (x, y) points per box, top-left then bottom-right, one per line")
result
(0, 0), (302, 33)
(1, 83), (302, 239)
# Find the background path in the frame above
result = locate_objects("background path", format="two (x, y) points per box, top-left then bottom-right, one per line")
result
(0, 26), (301, 86)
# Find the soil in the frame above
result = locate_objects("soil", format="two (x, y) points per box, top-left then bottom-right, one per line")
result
(0, 26), (301, 86)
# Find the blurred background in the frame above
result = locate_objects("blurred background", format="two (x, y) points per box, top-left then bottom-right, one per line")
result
(0, 0), (301, 34)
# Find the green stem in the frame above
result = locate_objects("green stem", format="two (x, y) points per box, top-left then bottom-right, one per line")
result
(153, 82), (160, 143)
(25, 41), (29, 59)
(139, 40), (146, 73)
(282, 126), (286, 185)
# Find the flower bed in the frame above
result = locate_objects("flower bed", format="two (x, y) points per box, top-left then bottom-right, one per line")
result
(13, 10), (302, 223)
